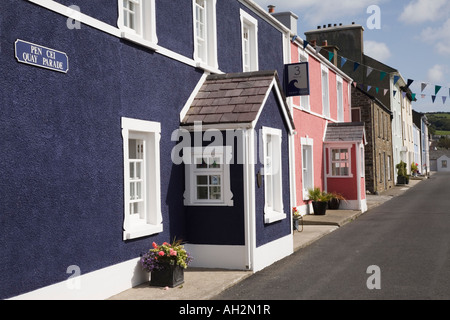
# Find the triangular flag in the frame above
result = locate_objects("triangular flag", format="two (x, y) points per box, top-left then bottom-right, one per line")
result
(303, 40), (309, 49)
(393, 76), (400, 85)
(353, 81), (357, 88)
(367, 85), (372, 92)
(359, 84), (364, 90)
(411, 93), (416, 101)
(402, 92), (407, 98)
(354, 62), (360, 72)
(432, 95), (436, 103)
(435, 85), (442, 95)
(376, 87), (379, 94)
(328, 51), (334, 62)
(421, 83), (427, 92)
(384, 89), (389, 96)
(407, 79), (414, 88)
(366, 67), (373, 77)
(380, 71), (387, 81)
(315, 45), (322, 55)
(340, 57), (347, 68)
(443, 96), (447, 104)
(393, 90), (397, 97)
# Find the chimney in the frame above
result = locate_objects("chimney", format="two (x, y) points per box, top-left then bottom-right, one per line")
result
(268, 5), (275, 13)
(271, 11), (299, 35)
(322, 40), (328, 46)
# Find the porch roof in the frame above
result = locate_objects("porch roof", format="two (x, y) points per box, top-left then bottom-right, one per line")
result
(181, 70), (294, 130)
(324, 122), (366, 143)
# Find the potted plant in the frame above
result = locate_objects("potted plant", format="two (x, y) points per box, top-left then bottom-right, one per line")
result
(327, 192), (346, 210)
(140, 239), (193, 288)
(292, 207), (303, 232)
(396, 161), (409, 185)
(307, 187), (331, 216)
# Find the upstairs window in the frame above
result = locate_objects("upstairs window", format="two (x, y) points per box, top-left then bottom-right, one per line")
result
(193, 0), (218, 69)
(118, 0), (158, 46)
(321, 65), (330, 118)
(240, 10), (258, 72)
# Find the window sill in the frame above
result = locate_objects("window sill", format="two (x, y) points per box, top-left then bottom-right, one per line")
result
(264, 210), (287, 224)
(184, 200), (234, 207)
(120, 31), (158, 51)
(123, 224), (163, 241)
(195, 61), (222, 74)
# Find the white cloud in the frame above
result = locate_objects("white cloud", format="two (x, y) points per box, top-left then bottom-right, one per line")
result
(254, 0), (384, 26)
(399, 0), (450, 24)
(364, 41), (392, 62)
(421, 18), (450, 55)
(428, 64), (445, 83)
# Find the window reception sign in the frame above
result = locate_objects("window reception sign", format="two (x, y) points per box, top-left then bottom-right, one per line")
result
(15, 39), (69, 74)
(284, 62), (310, 97)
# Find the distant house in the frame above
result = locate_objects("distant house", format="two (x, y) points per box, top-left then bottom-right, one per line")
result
(351, 86), (394, 193)
(430, 150), (450, 172)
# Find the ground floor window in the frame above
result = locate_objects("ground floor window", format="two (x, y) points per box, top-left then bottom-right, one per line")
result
(122, 117), (162, 240)
(184, 146), (233, 206)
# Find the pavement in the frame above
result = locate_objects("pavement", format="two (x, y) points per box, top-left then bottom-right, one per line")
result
(107, 177), (427, 300)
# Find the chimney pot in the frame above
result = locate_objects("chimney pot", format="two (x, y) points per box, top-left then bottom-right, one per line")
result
(317, 26), (321, 29)
(268, 5), (275, 13)
(322, 40), (328, 46)
(328, 24), (332, 27)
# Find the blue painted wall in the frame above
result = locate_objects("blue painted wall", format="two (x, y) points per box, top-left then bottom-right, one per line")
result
(0, 0), (288, 299)
(254, 89), (292, 248)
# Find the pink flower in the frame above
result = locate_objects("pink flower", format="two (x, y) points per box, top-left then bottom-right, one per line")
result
(169, 249), (177, 256)
(163, 242), (169, 246)
(152, 242), (158, 249)
(158, 251), (165, 256)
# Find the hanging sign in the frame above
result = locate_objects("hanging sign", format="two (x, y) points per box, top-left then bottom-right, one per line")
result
(15, 39), (69, 73)
(284, 62), (310, 97)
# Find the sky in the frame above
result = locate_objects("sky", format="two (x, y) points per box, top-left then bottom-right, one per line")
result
(253, 0), (450, 113)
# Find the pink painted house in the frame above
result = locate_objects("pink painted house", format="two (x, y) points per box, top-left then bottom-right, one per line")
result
(288, 38), (367, 215)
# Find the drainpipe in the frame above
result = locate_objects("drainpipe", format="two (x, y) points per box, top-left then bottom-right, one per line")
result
(243, 129), (255, 271)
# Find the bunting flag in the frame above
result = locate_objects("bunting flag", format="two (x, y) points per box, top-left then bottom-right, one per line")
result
(402, 92), (407, 99)
(435, 85), (442, 95)
(302, 39), (308, 49)
(406, 79), (414, 88)
(328, 51), (334, 62)
(299, 43), (450, 106)
(421, 83), (427, 92)
(393, 76), (400, 85)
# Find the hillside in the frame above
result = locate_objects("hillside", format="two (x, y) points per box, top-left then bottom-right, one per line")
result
(426, 113), (450, 135)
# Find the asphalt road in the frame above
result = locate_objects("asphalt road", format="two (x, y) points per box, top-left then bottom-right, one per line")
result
(214, 172), (450, 300)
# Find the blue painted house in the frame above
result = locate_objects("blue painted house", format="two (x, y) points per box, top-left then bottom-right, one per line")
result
(1, 0), (295, 299)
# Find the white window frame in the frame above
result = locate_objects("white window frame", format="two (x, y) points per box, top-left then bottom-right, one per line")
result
(336, 76), (344, 122)
(321, 65), (330, 118)
(193, 0), (218, 70)
(299, 50), (310, 111)
(118, 0), (158, 47)
(184, 146), (233, 206)
(262, 127), (286, 223)
(301, 137), (314, 200)
(240, 9), (258, 72)
(328, 146), (353, 178)
(122, 117), (162, 241)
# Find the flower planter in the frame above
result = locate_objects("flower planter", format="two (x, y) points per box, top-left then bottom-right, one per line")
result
(150, 264), (184, 288)
(328, 198), (341, 210)
(312, 201), (327, 216)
